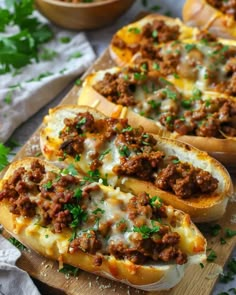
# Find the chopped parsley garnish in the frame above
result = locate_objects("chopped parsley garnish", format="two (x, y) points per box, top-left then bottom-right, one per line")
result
(150, 196), (163, 208)
(83, 169), (108, 186)
(162, 88), (177, 100)
(166, 116), (173, 124)
(9, 237), (26, 250)
(225, 228), (236, 238)
(27, 71), (53, 82)
(209, 224), (222, 236)
(141, 63), (147, 70)
(118, 145), (130, 157)
(148, 100), (161, 109)
(150, 5), (161, 11)
(92, 208), (105, 215)
(152, 30), (158, 38)
(0, 0), (53, 75)
(123, 74), (129, 81)
(39, 48), (57, 61)
(172, 159), (180, 164)
(75, 154), (81, 162)
(121, 126), (133, 133)
(68, 51), (83, 60)
(64, 204), (88, 228)
(181, 100), (192, 109)
(76, 117), (86, 129)
(220, 237), (227, 245)
(0, 143), (10, 171)
(133, 222), (160, 239)
(152, 63), (160, 70)
(219, 258), (236, 283)
(75, 78), (82, 86)
(99, 148), (111, 161)
(62, 164), (78, 176)
(173, 73), (180, 79)
(159, 77), (173, 85)
(73, 187), (82, 199)
(59, 36), (71, 43)
(59, 264), (80, 277)
(4, 91), (12, 104)
(191, 88), (202, 100)
(116, 218), (128, 232)
(205, 98), (211, 107)
(128, 27), (141, 34)
(207, 249), (217, 262)
(42, 181), (53, 190)
(199, 263), (204, 269)
(134, 72), (147, 81)
(185, 44), (197, 52)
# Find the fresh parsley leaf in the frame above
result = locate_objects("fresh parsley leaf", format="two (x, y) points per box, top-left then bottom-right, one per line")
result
(133, 223), (160, 239)
(9, 237), (26, 250)
(0, 0), (53, 74)
(207, 249), (217, 262)
(62, 164), (78, 176)
(99, 149), (111, 161)
(150, 196), (163, 208)
(118, 145), (130, 157)
(39, 48), (57, 61)
(59, 264), (79, 277)
(76, 117), (86, 129)
(73, 187), (82, 199)
(59, 36), (71, 44)
(185, 44), (197, 52)
(4, 91), (12, 104)
(162, 88), (177, 100)
(0, 143), (10, 171)
(68, 51), (83, 60)
(225, 228), (236, 238)
(128, 27), (141, 34)
(64, 204), (88, 228)
(75, 78), (82, 86)
(42, 181), (53, 190)
(92, 208), (105, 215)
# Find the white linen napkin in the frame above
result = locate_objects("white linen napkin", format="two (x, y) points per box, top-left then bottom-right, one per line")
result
(0, 233), (41, 295)
(0, 4), (96, 143)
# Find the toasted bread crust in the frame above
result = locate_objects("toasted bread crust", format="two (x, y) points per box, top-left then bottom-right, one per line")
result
(40, 105), (233, 222)
(78, 71), (236, 169)
(109, 14), (200, 67)
(0, 158), (206, 291)
(183, 0), (236, 40)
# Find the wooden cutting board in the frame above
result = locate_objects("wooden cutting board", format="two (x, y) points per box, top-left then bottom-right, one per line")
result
(2, 38), (236, 295)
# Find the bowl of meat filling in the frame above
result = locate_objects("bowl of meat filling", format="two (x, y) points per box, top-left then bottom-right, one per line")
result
(35, 0), (135, 30)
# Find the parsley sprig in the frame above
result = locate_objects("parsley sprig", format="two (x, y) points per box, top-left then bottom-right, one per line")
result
(0, 0), (53, 74)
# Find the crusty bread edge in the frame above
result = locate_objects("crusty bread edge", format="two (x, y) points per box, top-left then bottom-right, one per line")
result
(41, 105), (234, 222)
(0, 158), (206, 291)
(183, 0), (236, 40)
(78, 80), (236, 166)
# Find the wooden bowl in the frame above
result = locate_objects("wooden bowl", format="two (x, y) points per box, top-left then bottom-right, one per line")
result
(35, 0), (135, 30)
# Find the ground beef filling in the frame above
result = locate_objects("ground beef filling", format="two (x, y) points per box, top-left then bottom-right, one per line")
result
(160, 97), (236, 138)
(112, 126), (218, 198)
(93, 57), (236, 139)
(0, 162), (188, 266)
(207, 0), (236, 19)
(111, 20), (180, 55)
(58, 112), (218, 198)
(70, 192), (187, 265)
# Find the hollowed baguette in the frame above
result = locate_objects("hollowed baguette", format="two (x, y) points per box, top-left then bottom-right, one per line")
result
(78, 67), (236, 169)
(40, 105), (233, 222)
(0, 158), (207, 291)
(109, 14), (200, 67)
(183, 0), (236, 40)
